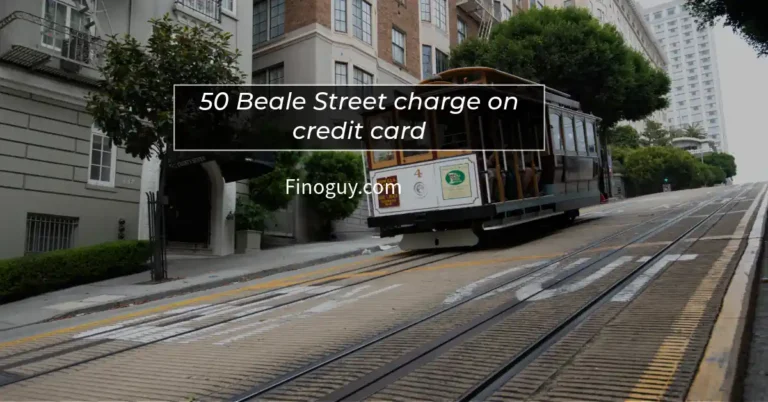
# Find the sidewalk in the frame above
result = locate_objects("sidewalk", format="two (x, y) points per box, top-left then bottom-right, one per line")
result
(0, 236), (401, 331)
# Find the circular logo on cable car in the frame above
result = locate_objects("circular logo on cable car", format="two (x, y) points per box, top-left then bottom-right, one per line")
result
(445, 170), (466, 186)
(414, 182), (427, 198)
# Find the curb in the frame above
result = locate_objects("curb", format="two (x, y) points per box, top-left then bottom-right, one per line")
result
(40, 242), (400, 324)
(687, 185), (768, 401)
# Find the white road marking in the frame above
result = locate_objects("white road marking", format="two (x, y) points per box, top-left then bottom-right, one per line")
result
(637, 256), (652, 263)
(516, 258), (592, 300)
(530, 256), (634, 301)
(611, 254), (698, 302)
(443, 260), (550, 305)
(74, 285), (348, 344)
(213, 284), (403, 346)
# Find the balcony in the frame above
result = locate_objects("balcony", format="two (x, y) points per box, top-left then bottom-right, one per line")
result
(174, 0), (223, 24)
(0, 11), (105, 86)
(456, 0), (500, 24)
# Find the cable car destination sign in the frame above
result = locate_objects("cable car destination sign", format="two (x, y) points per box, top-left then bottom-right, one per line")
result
(173, 84), (546, 151)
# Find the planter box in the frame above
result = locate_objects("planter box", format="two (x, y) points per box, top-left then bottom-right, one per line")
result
(235, 230), (262, 254)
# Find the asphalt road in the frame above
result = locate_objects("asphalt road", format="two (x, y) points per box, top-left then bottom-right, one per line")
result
(0, 183), (765, 401)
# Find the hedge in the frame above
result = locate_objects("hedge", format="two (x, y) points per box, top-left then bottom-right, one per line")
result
(0, 240), (152, 304)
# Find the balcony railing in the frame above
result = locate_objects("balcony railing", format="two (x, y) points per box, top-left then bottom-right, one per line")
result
(0, 11), (105, 85)
(175, 0), (223, 23)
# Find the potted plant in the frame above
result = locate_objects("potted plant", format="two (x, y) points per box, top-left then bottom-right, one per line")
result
(234, 198), (267, 253)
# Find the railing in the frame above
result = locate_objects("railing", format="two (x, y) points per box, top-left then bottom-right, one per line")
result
(25, 213), (79, 254)
(175, 0), (223, 23)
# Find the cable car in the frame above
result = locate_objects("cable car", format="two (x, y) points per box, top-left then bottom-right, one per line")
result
(363, 67), (603, 251)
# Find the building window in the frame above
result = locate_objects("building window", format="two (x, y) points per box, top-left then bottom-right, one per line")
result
(435, 0), (447, 31)
(458, 19), (467, 44)
(667, 6), (675, 15)
(335, 62), (348, 84)
(270, 0), (285, 38)
(42, 0), (95, 51)
(222, 0), (236, 13)
(502, 5), (511, 20)
(88, 127), (116, 187)
(436, 49), (449, 74)
(335, 0), (347, 32)
(353, 0), (372, 44)
(421, 0), (430, 21)
(422, 45), (432, 79)
(25, 213), (79, 255)
(253, 64), (284, 84)
(353, 66), (373, 85)
(253, 0), (284, 44)
(654, 11), (662, 19)
(392, 28), (405, 65)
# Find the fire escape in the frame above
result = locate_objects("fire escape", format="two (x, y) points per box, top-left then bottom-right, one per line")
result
(0, 0), (112, 87)
(456, 0), (501, 40)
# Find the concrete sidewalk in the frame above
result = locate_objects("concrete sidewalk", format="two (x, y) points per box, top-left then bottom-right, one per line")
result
(0, 236), (401, 331)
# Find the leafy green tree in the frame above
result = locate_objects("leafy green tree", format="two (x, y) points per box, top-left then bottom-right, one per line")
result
(703, 152), (737, 178)
(681, 123), (707, 139)
(248, 151), (303, 212)
(87, 16), (245, 280)
(450, 7), (670, 133)
(639, 120), (672, 147)
(685, 0), (768, 57)
(623, 146), (700, 195)
(303, 152), (365, 239)
(607, 125), (641, 148)
(668, 127), (686, 139)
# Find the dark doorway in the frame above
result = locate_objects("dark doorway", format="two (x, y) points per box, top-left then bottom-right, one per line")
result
(165, 164), (211, 245)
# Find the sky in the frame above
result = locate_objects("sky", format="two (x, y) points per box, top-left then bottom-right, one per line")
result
(637, 0), (768, 184)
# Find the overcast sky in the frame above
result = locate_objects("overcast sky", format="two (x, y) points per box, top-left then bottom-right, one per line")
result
(637, 0), (767, 184)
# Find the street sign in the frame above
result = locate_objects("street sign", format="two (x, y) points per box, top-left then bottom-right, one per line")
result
(662, 184), (672, 192)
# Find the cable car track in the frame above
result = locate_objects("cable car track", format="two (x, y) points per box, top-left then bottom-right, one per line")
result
(0, 251), (462, 386)
(0, 251), (425, 360)
(227, 186), (751, 401)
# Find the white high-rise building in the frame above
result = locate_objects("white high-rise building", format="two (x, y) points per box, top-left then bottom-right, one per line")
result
(643, 0), (728, 152)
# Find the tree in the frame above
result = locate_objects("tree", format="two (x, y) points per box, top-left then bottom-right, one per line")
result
(703, 152), (737, 178)
(607, 125), (641, 148)
(623, 146), (701, 195)
(685, 0), (768, 57)
(303, 152), (365, 239)
(248, 151), (303, 212)
(681, 123), (707, 139)
(87, 16), (246, 280)
(639, 120), (672, 147)
(450, 7), (670, 132)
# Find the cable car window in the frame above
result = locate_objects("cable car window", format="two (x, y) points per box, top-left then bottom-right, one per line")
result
(586, 120), (597, 155)
(549, 112), (563, 152)
(562, 114), (576, 152)
(575, 117), (587, 154)
(399, 109), (433, 163)
(368, 112), (397, 168)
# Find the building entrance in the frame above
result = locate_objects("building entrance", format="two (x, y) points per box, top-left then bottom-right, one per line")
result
(164, 164), (211, 246)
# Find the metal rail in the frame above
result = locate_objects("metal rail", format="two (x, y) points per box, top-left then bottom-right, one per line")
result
(0, 252), (460, 387)
(229, 199), (703, 401)
(459, 185), (753, 401)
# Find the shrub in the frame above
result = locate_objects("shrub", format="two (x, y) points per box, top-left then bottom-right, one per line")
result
(303, 152), (365, 237)
(0, 240), (151, 304)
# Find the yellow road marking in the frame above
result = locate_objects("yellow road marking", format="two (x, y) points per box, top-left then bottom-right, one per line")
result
(625, 184), (767, 402)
